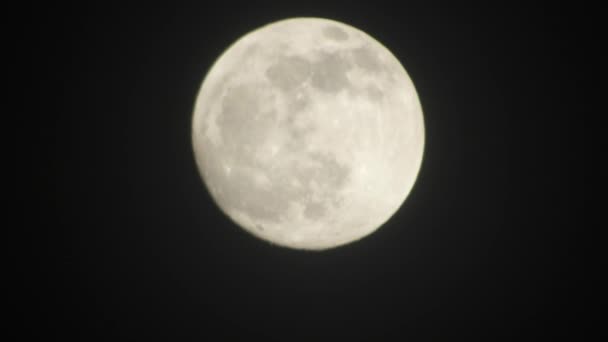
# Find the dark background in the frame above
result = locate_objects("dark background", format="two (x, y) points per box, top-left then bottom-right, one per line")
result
(31, 1), (584, 340)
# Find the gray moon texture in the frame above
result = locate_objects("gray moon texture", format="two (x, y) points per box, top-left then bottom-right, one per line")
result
(192, 17), (425, 250)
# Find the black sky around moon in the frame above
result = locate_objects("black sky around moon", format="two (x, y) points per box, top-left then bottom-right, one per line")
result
(30, 2), (584, 340)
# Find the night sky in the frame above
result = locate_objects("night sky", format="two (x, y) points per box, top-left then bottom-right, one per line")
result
(32, 2), (583, 340)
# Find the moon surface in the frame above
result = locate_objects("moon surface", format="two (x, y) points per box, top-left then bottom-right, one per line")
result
(192, 18), (424, 250)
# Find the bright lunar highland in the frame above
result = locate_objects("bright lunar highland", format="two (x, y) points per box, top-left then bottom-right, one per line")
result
(192, 18), (425, 250)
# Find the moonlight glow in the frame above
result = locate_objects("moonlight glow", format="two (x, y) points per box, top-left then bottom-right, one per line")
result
(192, 17), (425, 250)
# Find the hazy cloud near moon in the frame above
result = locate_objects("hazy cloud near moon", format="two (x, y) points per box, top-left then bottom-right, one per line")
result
(192, 18), (425, 250)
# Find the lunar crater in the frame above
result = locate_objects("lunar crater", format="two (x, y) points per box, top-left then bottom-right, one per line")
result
(322, 25), (349, 41)
(265, 55), (311, 91)
(310, 52), (352, 93)
(352, 46), (382, 71)
(216, 83), (278, 150)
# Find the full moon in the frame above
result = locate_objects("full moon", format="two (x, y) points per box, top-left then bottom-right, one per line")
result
(192, 18), (425, 250)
